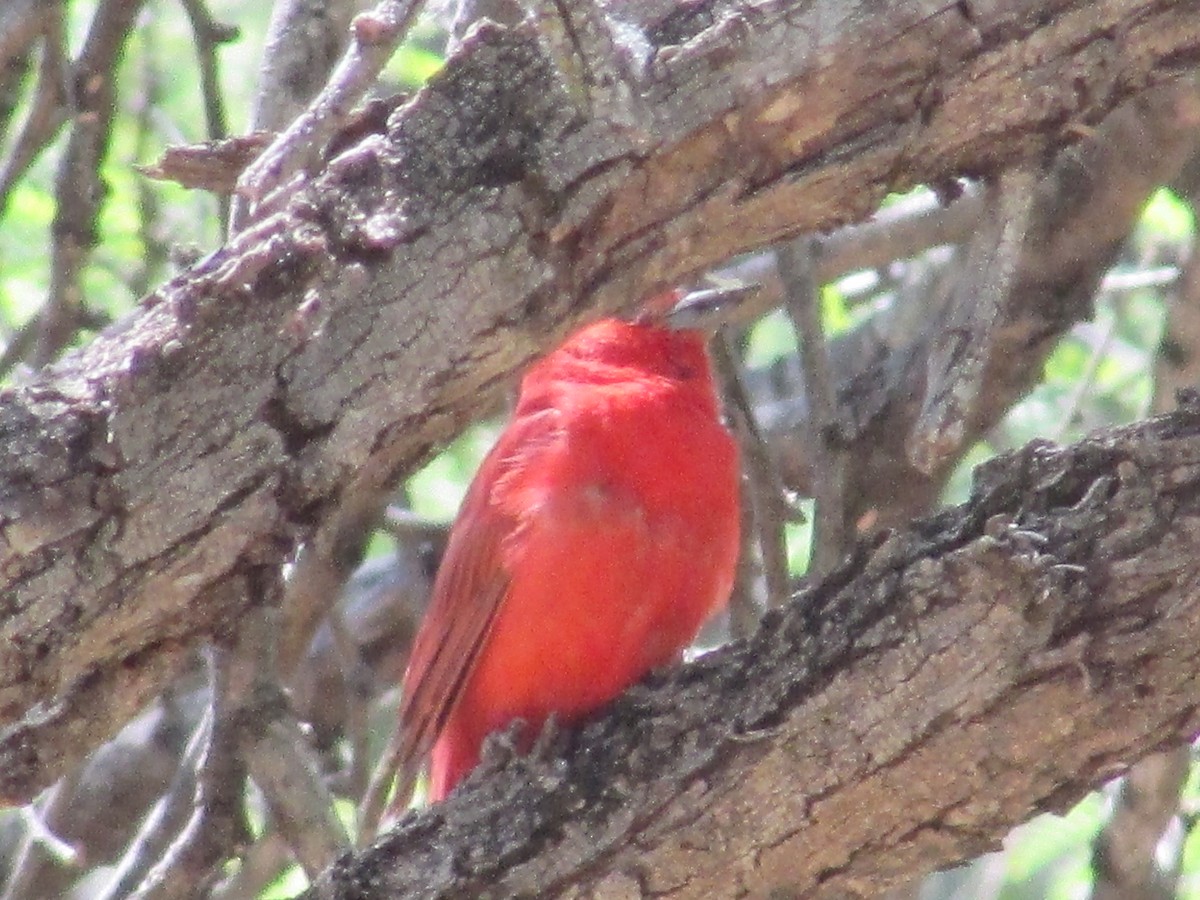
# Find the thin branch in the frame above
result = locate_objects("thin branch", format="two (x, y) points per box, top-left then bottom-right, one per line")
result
(178, 0), (237, 229)
(129, 13), (168, 299)
(280, 493), (388, 679)
(0, 772), (81, 900)
(0, 315), (41, 380)
(233, 0), (426, 228)
(0, 0), (44, 147)
(712, 332), (793, 619)
(211, 830), (292, 899)
(125, 622), (258, 900)
(328, 604), (376, 800)
(240, 671), (351, 880)
(724, 470), (765, 641)
(35, 0), (148, 366)
(1092, 747), (1190, 900)
(0, 5), (69, 220)
(907, 166), (1039, 473)
(778, 237), (847, 576)
(99, 710), (211, 900)
(358, 712), (410, 846)
(1053, 314), (1117, 443)
(819, 185), (984, 284)
(0, 0), (48, 73)
(177, 0), (234, 140)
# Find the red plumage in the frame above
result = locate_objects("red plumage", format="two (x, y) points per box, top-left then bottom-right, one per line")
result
(396, 315), (740, 802)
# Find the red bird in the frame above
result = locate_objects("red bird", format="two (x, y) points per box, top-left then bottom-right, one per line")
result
(388, 294), (740, 809)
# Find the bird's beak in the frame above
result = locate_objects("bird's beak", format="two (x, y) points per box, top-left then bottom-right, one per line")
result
(662, 283), (760, 332)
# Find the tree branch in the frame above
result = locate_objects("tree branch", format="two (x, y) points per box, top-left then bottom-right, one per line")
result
(308, 401), (1200, 898)
(760, 78), (1200, 528)
(0, 0), (1196, 807)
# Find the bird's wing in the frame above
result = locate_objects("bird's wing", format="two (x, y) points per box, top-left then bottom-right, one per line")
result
(386, 409), (561, 815)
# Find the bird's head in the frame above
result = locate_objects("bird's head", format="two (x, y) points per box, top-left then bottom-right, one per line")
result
(521, 284), (757, 402)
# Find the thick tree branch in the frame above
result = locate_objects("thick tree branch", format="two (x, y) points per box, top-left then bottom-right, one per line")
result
(0, 0), (1196, 806)
(762, 78), (1200, 528)
(308, 401), (1200, 898)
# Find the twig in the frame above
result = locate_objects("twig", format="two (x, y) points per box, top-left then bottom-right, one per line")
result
(358, 719), (408, 846)
(1053, 314), (1117, 443)
(0, 772), (81, 900)
(712, 336), (766, 637)
(233, 0), (426, 228)
(712, 186), (986, 329)
(724, 469), (765, 641)
(819, 185), (984, 283)
(778, 237), (848, 577)
(227, 601), (350, 881)
(0, 5), (69, 220)
(290, 549), (435, 751)
(0, 0), (44, 147)
(711, 333), (793, 617)
(98, 708), (211, 899)
(279, 489), (387, 679)
(177, 0), (234, 140)
(328, 605), (377, 800)
(382, 505), (452, 544)
(177, 0), (236, 229)
(0, 0), (45, 71)
(109, 603), (287, 900)
(247, 0), (364, 135)
(123, 618), (261, 900)
(210, 830), (291, 899)
(0, 315), (41, 380)
(129, 15), (168, 299)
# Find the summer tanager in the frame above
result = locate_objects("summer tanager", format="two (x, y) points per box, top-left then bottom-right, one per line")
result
(393, 294), (740, 806)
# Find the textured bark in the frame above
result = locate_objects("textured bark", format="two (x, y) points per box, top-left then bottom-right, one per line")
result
(0, 0), (1196, 809)
(309, 402), (1200, 899)
(767, 80), (1200, 528)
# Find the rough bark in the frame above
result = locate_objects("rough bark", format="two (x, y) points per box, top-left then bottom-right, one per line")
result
(308, 401), (1200, 898)
(0, 0), (1196, 810)
(766, 80), (1200, 528)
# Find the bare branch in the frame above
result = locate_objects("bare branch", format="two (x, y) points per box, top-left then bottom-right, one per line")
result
(761, 78), (1200, 529)
(907, 166), (1039, 473)
(0, 0), (48, 144)
(711, 333), (791, 623)
(124, 617), (261, 900)
(1, 0), (1195, 810)
(234, 0), (425, 225)
(99, 706), (211, 899)
(778, 237), (847, 576)
(0, 5), (69, 219)
(305, 403), (1200, 898)
(178, 0), (236, 141)
(241, 672), (351, 879)
(35, 0), (148, 366)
